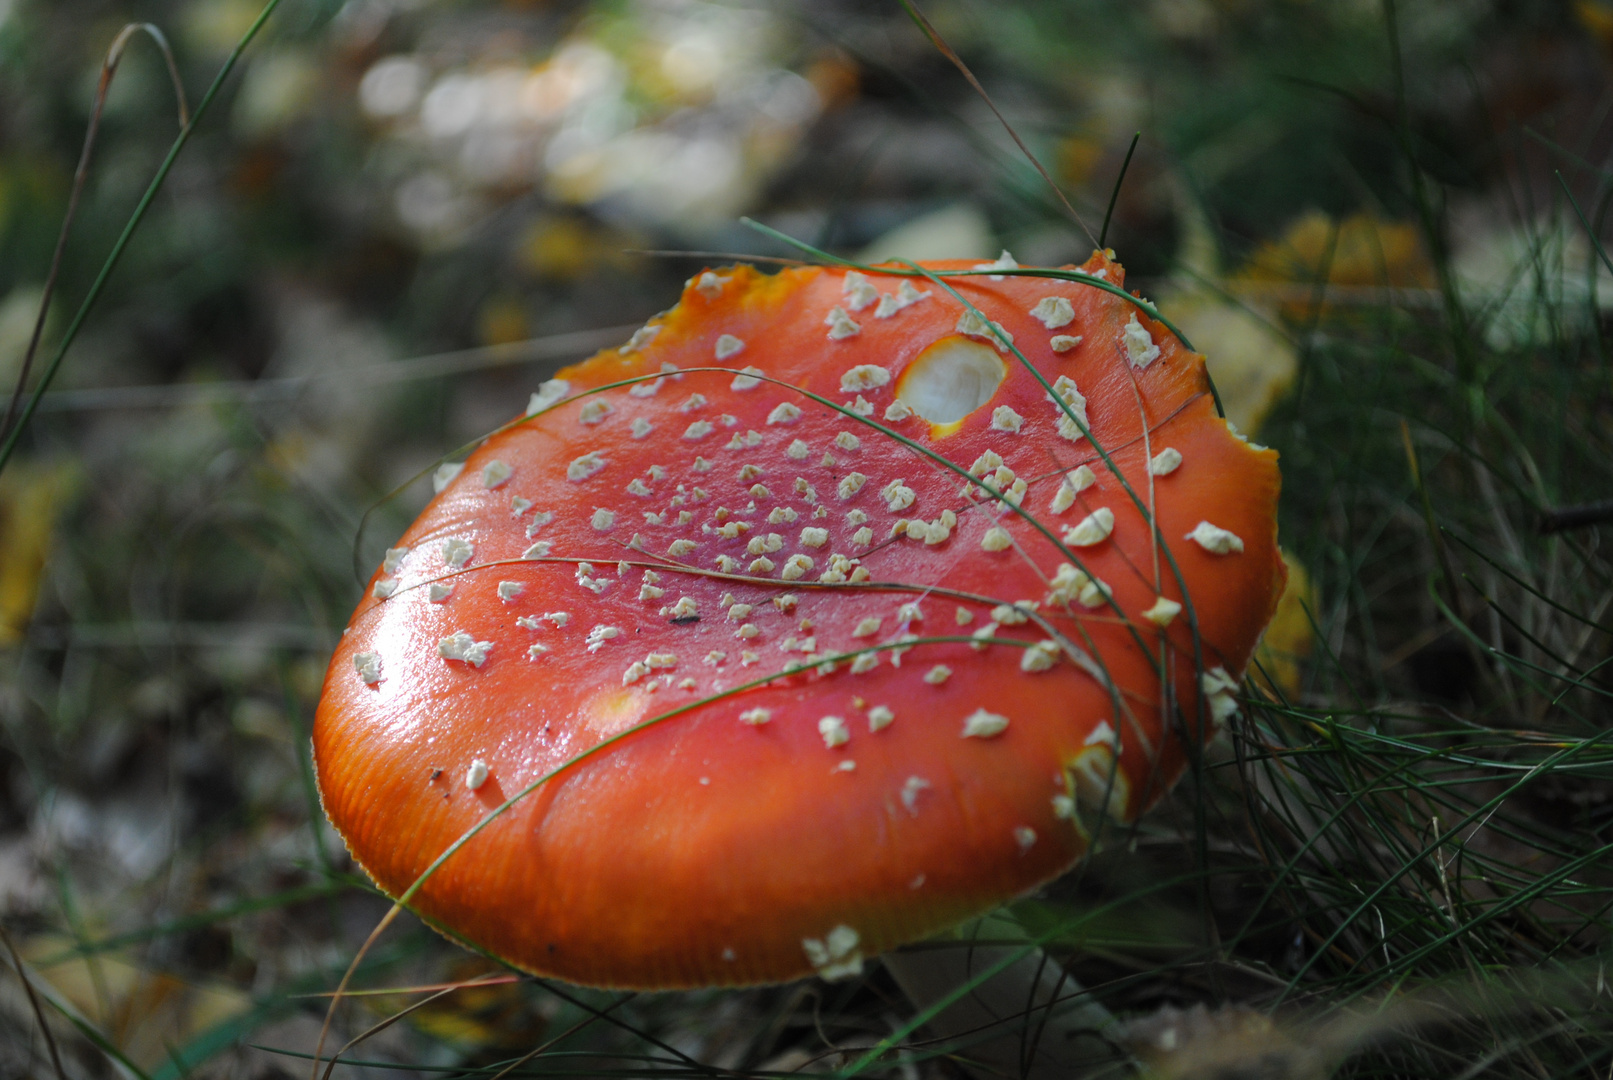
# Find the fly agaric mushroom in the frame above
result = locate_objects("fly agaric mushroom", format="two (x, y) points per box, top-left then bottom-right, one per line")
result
(314, 253), (1285, 989)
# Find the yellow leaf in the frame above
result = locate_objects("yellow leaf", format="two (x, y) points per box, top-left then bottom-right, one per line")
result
(478, 295), (532, 347)
(1575, 0), (1613, 56)
(382, 956), (547, 1049)
(24, 935), (252, 1070)
(0, 460), (79, 646)
(1238, 210), (1434, 319)
(1164, 287), (1297, 435)
(1252, 551), (1315, 699)
(1157, 183), (1298, 434)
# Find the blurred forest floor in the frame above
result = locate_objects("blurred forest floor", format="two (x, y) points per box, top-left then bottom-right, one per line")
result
(3, 1), (1613, 1078)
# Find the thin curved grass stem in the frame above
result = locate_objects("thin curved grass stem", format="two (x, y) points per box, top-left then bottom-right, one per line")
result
(318, 972), (515, 1080)
(895, 0), (1097, 248)
(0, 22), (186, 441)
(483, 1000), (629, 1080)
(1273, 728), (1613, 1004)
(1, 925), (67, 1080)
(309, 903), (405, 1080)
(0, 0), (286, 476)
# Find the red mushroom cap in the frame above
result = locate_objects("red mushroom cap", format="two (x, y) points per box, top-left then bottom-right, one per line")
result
(314, 254), (1285, 988)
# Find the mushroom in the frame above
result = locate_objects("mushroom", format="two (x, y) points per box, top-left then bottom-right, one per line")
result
(313, 253), (1285, 990)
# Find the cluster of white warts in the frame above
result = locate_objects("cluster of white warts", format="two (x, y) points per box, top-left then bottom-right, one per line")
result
(360, 440), (1238, 682)
(352, 262), (1253, 956)
(359, 261), (1247, 704)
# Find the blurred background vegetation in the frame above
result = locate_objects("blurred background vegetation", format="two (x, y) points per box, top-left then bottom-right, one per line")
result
(2, 0), (1613, 1077)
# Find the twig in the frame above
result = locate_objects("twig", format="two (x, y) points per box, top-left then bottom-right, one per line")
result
(1538, 499), (1613, 534)
(623, 249), (807, 265)
(33, 324), (633, 414)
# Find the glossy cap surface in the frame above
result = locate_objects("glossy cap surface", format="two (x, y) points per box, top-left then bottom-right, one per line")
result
(314, 255), (1285, 988)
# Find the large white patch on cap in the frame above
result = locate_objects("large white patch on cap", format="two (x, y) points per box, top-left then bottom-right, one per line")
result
(895, 337), (1006, 425)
